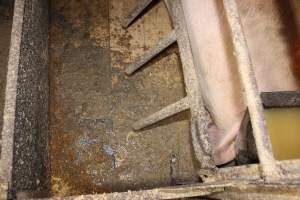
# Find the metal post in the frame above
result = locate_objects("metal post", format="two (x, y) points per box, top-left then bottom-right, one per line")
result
(223, 0), (281, 181)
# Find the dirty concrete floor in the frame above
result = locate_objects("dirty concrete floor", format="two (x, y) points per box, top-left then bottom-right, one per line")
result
(0, 5), (12, 151)
(49, 0), (198, 196)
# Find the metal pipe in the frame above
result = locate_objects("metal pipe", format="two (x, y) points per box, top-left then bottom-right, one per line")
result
(223, 0), (281, 181)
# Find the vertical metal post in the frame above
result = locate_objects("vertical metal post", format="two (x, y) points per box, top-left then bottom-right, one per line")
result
(223, 0), (281, 180)
(0, 0), (25, 198)
(167, 0), (216, 173)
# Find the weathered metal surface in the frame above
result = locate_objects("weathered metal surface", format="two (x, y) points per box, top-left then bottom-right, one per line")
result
(223, 0), (280, 181)
(0, 0), (299, 199)
(211, 182), (300, 200)
(121, 0), (155, 28)
(0, 0), (50, 199)
(35, 178), (300, 200)
(261, 91), (300, 108)
(125, 0), (216, 174)
(12, 0), (50, 194)
(125, 30), (176, 75)
(203, 159), (300, 183)
(36, 182), (229, 200)
(49, 0), (198, 196)
(0, 1), (25, 199)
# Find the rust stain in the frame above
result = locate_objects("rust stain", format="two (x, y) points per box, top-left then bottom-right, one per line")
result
(49, 0), (112, 196)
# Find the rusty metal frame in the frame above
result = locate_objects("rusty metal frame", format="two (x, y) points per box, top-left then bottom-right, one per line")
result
(39, 169), (300, 199)
(0, 0), (299, 199)
(121, 0), (300, 191)
(124, 0), (216, 175)
(37, 0), (300, 198)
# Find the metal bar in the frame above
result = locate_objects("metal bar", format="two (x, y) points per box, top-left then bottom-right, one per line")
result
(125, 30), (177, 75)
(122, 0), (156, 28)
(133, 97), (190, 130)
(261, 91), (300, 108)
(211, 182), (300, 200)
(0, 0), (25, 199)
(223, 0), (281, 180)
(41, 182), (229, 200)
(166, 0), (216, 171)
(203, 159), (300, 183)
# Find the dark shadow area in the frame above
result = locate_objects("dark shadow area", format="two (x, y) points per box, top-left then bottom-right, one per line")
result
(275, 0), (300, 84)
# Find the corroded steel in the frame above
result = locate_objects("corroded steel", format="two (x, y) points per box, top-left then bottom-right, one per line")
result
(1, 0), (300, 199)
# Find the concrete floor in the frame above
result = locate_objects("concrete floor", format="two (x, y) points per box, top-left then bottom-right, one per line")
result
(49, 0), (198, 197)
(0, 5), (12, 152)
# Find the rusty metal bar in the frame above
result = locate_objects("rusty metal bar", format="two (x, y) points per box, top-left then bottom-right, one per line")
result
(223, 0), (281, 180)
(125, 30), (177, 75)
(133, 97), (190, 130)
(122, 0), (156, 28)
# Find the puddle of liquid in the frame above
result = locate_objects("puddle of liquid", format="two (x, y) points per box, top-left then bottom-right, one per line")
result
(265, 108), (300, 161)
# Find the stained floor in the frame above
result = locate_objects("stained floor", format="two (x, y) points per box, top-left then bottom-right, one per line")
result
(49, 0), (198, 196)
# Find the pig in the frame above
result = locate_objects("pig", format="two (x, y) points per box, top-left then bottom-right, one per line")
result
(180, 0), (300, 165)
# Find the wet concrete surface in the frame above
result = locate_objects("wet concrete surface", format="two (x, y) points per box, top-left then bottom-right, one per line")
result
(49, 0), (198, 196)
(0, 5), (12, 152)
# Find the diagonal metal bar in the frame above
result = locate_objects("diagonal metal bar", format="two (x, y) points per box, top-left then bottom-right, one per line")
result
(223, 0), (281, 181)
(127, 0), (216, 172)
(133, 97), (190, 130)
(122, 0), (156, 28)
(125, 30), (177, 75)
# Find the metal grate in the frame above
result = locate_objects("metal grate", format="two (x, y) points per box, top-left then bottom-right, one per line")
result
(122, 0), (300, 188)
(124, 0), (217, 176)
